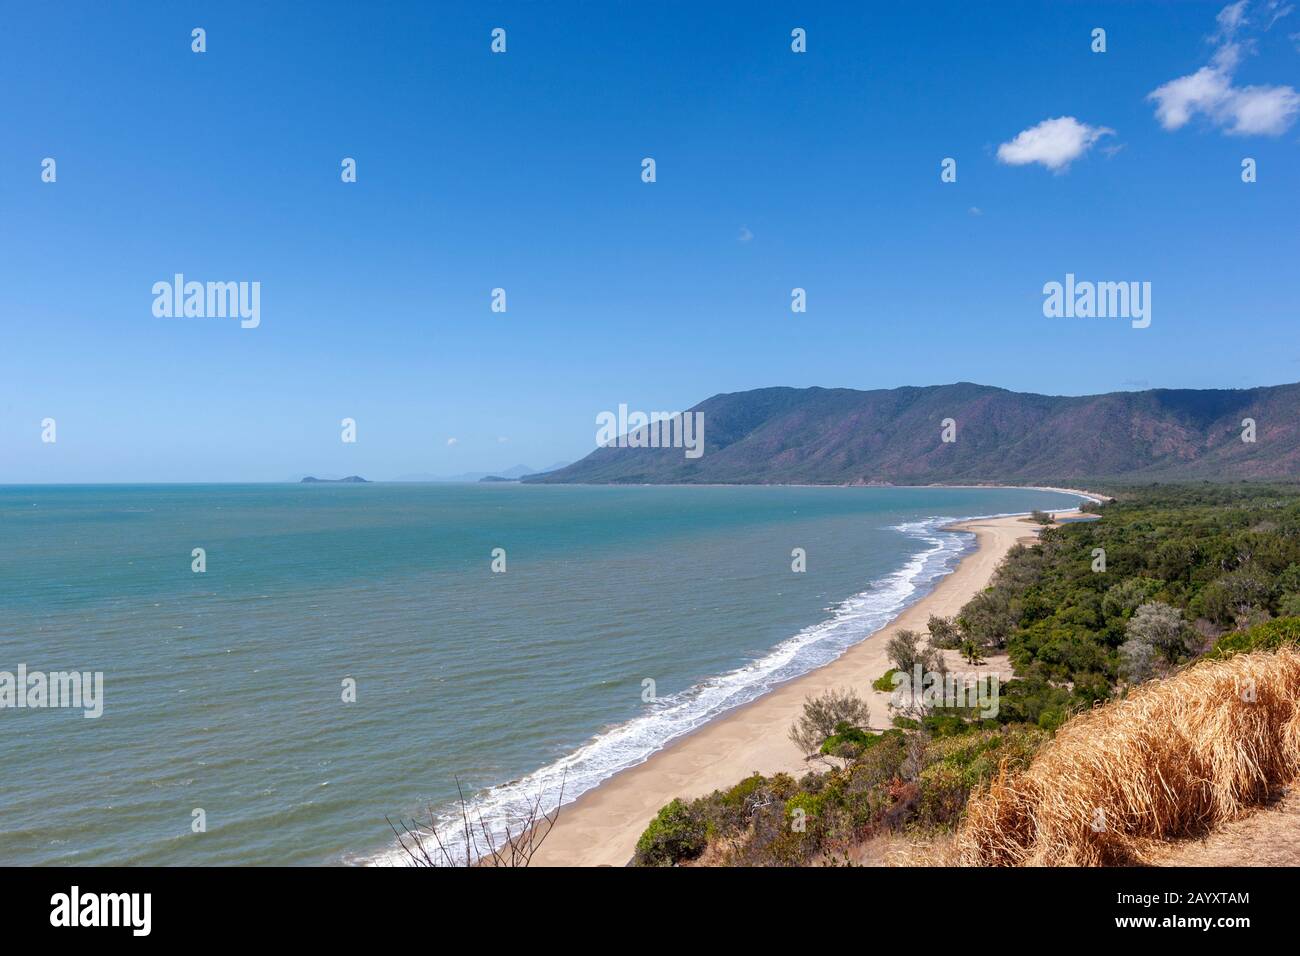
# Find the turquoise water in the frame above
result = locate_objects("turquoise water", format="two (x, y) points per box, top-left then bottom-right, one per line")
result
(0, 483), (1079, 865)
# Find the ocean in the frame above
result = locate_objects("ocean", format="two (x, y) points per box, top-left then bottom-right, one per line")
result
(0, 483), (1081, 865)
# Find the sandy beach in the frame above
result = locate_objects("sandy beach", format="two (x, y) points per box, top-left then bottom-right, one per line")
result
(534, 510), (1061, 867)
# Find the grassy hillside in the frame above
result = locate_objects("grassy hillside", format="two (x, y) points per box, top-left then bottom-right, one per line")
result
(959, 648), (1300, 866)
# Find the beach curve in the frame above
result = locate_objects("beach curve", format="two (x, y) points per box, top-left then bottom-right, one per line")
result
(531, 509), (1066, 866)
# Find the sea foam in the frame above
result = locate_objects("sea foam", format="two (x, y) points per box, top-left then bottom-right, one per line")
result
(363, 515), (974, 866)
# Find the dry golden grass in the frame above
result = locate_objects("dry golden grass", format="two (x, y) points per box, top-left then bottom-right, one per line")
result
(1146, 784), (1300, 866)
(838, 831), (960, 867)
(956, 648), (1300, 866)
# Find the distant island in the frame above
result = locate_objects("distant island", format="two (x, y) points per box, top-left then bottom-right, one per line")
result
(300, 475), (369, 483)
(528, 381), (1300, 486)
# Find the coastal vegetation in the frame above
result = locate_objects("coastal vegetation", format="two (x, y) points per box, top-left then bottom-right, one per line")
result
(632, 716), (1045, 866)
(787, 688), (872, 759)
(965, 483), (1300, 729)
(632, 483), (1300, 866)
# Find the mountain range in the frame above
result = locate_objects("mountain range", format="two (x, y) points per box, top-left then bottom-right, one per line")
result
(527, 383), (1300, 486)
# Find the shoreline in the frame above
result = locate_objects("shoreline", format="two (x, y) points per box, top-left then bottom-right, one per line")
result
(532, 507), (1070, 866)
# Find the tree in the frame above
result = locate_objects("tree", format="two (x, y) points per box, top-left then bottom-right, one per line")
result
(927, 614), (963, 649)
(1125, 601), (1190, 664)
(886, 629), (925, 673)
(958, 589), (1017, 650)
(1277, 564), (1300, 596)
(1200, 569), (1274, 626)
(884, 629), (949, 718)
(1154, 538), (1201, 587)
(788, 688), (871, 758)
(1102, 577), (1162, 621)
(1118, 636), (1157, 684)
(886, 629), (949, 675)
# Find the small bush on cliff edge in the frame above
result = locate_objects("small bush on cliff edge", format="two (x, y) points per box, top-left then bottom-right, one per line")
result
(633, 798), (707, 866)
(1208, 616), (1300, 659)
(631, 723), (1045, 866)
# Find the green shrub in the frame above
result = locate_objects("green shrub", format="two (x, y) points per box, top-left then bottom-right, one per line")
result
(785, 790), (825, 829)
(720, 773), (766, 809)
(847, 732), (908, 791)
(1208, 616), (1300, 658)
(994, 675), (1074, 726)
(872, 668), (900, 692)
(915, 726), (1047, 826)
(924, 726), (1045, 783)
(1037, 708), (1066, 733)
(633, 798), (707, 866)
(915, 762), (969, 827)
(819, 720), (873, 757)
(920, 711), (978, 738)
(688, 771), (805, 843)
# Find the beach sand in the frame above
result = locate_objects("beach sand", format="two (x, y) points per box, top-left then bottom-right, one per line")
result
(533, 510), (1059, 866)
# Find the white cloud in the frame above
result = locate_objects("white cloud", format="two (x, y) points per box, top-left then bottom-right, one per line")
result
(967, 206), (983, 216)
(446, 437), (458, 446)
(1264, 1), (1294, 30)
(1150, 66), (1235, 129)
(1149, 2), (1300, 136)
(1212, 40), (1245, 72)
(995, 117), (1114, 172)
(1214, 0), (1250, 41)
(1227, 82), (1300, 131)
(496, 436), (509, 443)
(737, 226), (753, 242)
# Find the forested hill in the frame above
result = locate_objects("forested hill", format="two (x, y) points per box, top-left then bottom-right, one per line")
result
(527, 382), (1300, 485)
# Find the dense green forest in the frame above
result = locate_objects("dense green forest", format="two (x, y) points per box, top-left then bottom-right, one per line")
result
(962, 483), (1300, 728)
(632, 483), (1300, 866)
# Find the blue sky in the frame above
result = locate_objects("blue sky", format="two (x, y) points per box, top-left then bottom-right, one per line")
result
(2, 1), (1298, 482)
